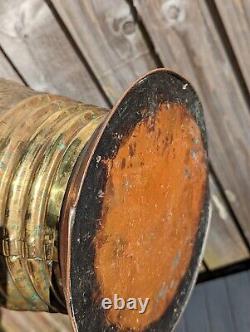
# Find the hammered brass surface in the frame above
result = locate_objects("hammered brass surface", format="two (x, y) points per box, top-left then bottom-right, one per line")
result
(0, 80), (108, 311)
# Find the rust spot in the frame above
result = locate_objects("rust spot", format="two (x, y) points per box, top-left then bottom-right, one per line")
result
(84, 111), (94, 120)
(128, 143), (136, 157)
(121, 158), (126, 169)
(94, 103), (207, 330)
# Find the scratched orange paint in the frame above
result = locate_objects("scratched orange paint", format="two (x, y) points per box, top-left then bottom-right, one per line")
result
(94, 103), (207, 330)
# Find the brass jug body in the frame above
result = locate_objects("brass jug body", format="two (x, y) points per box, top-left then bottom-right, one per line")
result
(0, 80), (108, 312)
(0, 70), (209, 332)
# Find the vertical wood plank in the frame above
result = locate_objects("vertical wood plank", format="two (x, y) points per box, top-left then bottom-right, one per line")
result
(134, 0), (250, 242)
(0, 0), (107, 106)
(181, 271), (250, 332)
(182, 285), (211, 332)
(225, 271), (250, 331)
(51, 0), (156, 102)
(204, 278), (236, 332)
(214, 0), (250, 91)
(204, 176), (249, 268)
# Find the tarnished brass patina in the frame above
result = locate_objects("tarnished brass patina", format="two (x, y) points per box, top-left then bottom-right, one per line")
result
(0, 79), (108, 312)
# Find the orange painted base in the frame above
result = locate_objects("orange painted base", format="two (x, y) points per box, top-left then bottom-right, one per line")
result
(94, 103), (207, 330)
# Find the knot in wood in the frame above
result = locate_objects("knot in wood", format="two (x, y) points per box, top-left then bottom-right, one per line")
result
(162, 0), (186, 26)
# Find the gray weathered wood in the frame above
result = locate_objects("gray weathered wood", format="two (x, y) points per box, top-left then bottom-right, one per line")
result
(204, 176), (249, 268)
(225, 271), (250, 331)
(177, 271), (250, 332)
(51, 0), (156, 102)
(0, 50), (22, 83)
(0, 0), (107, 106)
(134, 0), (250, 242)
(0, 309), (71, 332)
(215, 0), (250, 91)
(204, 278), (235, 332)
(180, 285), (210, 332)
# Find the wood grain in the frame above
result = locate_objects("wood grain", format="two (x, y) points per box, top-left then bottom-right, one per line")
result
(134, 0), (250, 241)
(176, 271), (250, 332)
(225, 271), (250, 331)
(0, 0), (107, 106)
(1, 309), (72, 332)
(203, 278), (236, 332)
(51, 0), (156, 102)
(214, 0), (250, 91)
(0, 50), (22, 83)
(204, 177), (248, 268)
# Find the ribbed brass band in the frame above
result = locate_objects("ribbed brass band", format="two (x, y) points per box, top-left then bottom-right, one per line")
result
(0, 79), (108, 312)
